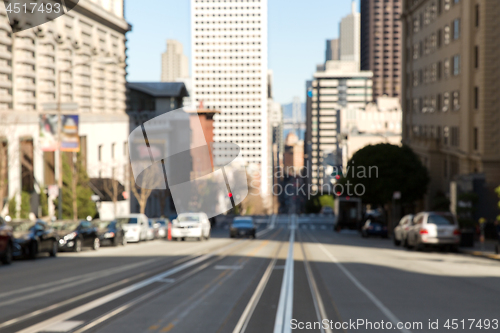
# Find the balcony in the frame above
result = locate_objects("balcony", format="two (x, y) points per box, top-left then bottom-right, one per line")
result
(0, 94), (12, 103)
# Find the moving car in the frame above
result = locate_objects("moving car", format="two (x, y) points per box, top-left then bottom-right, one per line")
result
(10, 220), (58, 259)
(230, 217), (256, 238)
(393, 214), (414, 246)
(0, 216), (13, 265)
(171, 213), (211, 241)
(95, 220), (126, 246)
(54, 220), (100, 252)
(406, 212), (460, 251)
(361, 218), (388, 238)
(147, 219), (156, 240)
(119, 214), (149, 243)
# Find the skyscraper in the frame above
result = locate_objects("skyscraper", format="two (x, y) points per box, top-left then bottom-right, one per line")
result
(339, 1), (361, 67)
(360, 0), (402, 100)
(325, 39), (340, 61)
(161, 39), (189, 82)
(190, 0), (269, 196)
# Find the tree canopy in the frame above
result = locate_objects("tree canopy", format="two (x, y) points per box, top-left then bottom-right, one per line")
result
(341, 144), (429, 206)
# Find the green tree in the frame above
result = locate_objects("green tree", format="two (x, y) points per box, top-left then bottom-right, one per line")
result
(341, 144), (430, 206)
(40, 187), (49, 217)
(54, 152), (96, 220)
(20, 191), (31, 219)
(8, 195), (16, 218)
(305, 194), (334, 214)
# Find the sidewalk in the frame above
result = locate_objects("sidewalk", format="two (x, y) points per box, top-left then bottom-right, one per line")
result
(459, 239), (500, 260)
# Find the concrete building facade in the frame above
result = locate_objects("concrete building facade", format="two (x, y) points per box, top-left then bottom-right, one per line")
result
(161, 40), (189, 82)
(360, 0), (403, 100)
(190, 0), (270, 197)
(325, 39), (340, 62)
(402, 0), (500, 214)
(339, 2), (361, 67)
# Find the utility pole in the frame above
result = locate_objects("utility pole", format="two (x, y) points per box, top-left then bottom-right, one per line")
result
(57, 69), (63, 220)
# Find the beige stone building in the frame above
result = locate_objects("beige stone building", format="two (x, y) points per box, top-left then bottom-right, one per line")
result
(402, 0), (500, 208)
(161, 39), (189, 82)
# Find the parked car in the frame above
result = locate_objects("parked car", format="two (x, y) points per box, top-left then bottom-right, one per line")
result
(10, 220), (58, 259)
(154, 219), (169, 238)
(94, 220), (126, 246)
(393, 214), (414, 246)
(230, 216), (256, 238)
(147, 219), (156, 240)
(361, 218), (388, 238)
(54, 220), (100, 252)
(119, 214), (149, 243)
(171, 213), (211, 241)
(406, 212), (460, 251)
(0, 216), (13, 265)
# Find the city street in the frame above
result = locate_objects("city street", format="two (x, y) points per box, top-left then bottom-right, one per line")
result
(1, 215), (500, 333)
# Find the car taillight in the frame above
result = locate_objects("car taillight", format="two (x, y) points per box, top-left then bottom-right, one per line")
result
(419, 229), (428, 234)
(453, 229), (461, 235)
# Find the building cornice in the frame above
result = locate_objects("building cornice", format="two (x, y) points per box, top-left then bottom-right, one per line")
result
(71, 0), (131, 34)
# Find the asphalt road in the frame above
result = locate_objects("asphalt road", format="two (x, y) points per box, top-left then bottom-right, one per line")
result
(1, 214), (500, 333)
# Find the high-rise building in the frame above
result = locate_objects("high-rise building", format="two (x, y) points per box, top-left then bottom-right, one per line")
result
(190, 0), (269, 196)
(402, 0), (500, 217)
(305, 61), (373, 190)
(0, 0), (130, 217)
(161, 40), (189, 82)
(360, 0), (403, 100)
(326, 39), (340, 61)
(339, 1), (361, 67)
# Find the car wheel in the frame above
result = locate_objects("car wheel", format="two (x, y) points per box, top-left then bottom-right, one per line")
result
(198, 236), (203, 241)
(394, 237), (401, 246)
(230, 234), (234, 238)
(181, 237), (185, 241)
(92, 238), (100, 251)
(1, 244), (12, 265)
(29, 241), (38, 259)
(73, 239), (82, 253)
(49, 241), (57, 257)
(205, 231), (211, 240)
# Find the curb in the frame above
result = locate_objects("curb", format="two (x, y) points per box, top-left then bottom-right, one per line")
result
(459, 249), (500, 261)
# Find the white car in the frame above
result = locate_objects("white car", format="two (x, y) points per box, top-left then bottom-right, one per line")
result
(406, 212), (460, 251)
(118, 214), (149, 243)
(393, 214), (414, 246)
(171, 213), (211, 241)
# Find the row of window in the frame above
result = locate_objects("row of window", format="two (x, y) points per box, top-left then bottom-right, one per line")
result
(195, 6), (261, 10)
(195, 0), (261, 3)
(411, 0), (460, 34)
(412, 91), (460, 113)
(196, 56), (261, 60)
(196, 13), (261, 17)
(196, 62), (261, 67)
(412, 18), (460, 61)
(195, 84), (261, 87)
(412, 125), (459, 147)
(195, 77), (262, 80)
(412, 55), (460, 87)
(97, 142), (127, 162)
(194, 47), (261, 51)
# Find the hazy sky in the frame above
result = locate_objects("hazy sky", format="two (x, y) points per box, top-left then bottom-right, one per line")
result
(125, 0), (359, 105)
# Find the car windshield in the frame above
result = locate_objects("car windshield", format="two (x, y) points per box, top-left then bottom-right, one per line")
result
(428, 214), (455, 225)
(233, 219), (253, 225)
(178, 215), (200, 222)
(53, 223), (79, 231)
(117, 217), (138, 224)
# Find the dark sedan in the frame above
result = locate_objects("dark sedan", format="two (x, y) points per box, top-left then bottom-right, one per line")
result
(95, 220), (126, 246)
(0, 216), (13, 265)
(10, 220), (58, 259)
(361, 218), (388, 238)
(54, 220), (100, 252)
(230, 217), (256, 239)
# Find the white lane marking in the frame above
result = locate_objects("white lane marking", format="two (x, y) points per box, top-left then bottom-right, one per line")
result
(42, 320), (83, 332)
(269, 214), (277, 229)
(273, 214), (296, 333)
(232, 254), (279, 333)
(158, 278), (176, 283)
(16, 241), (244, 333)
(214, 265), (243, 270)
(309, 233), (412, 333)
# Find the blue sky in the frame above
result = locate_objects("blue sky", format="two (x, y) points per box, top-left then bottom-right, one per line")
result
(125, 0), (359, 105)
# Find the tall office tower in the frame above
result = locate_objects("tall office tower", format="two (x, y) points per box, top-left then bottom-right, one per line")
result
(339, 1), (361, 67)
(402, 0), (500, 215)
(360, 0), (402, 100)
(161, 39), (189, 82)
(305, 61), (372, 190)
(325, 39), (340, 61)
(191, 0), (269, 196)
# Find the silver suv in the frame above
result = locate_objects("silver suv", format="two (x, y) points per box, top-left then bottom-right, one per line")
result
(406, 212), (460, 251)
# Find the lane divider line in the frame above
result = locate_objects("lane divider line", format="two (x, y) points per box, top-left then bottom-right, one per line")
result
(273, 214), (296, 333)
(307, 232), (412, 333)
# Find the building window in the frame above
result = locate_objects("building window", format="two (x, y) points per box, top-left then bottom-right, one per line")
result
(443, 126), (449, 145)
(474, 86), (479, 109)
(444, 25), (450, 44)
(98, 145), (102, 162)
(475, 46), (479, 69)
(413, 98), (419, 113)
(453, 54), (461, 75)
(111, 143), (115, 159)
(475, 4), (480, 27)
(453, 19), (460, 40)
(451, 127), (459, 147)
(443, 92), (450, 112)
(452, 91), (460, 111)
(444, 58), (450, 78)
(474, 127), (479, 150)
(444, 0), (451, 11)
(123, 142), (128, 156)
